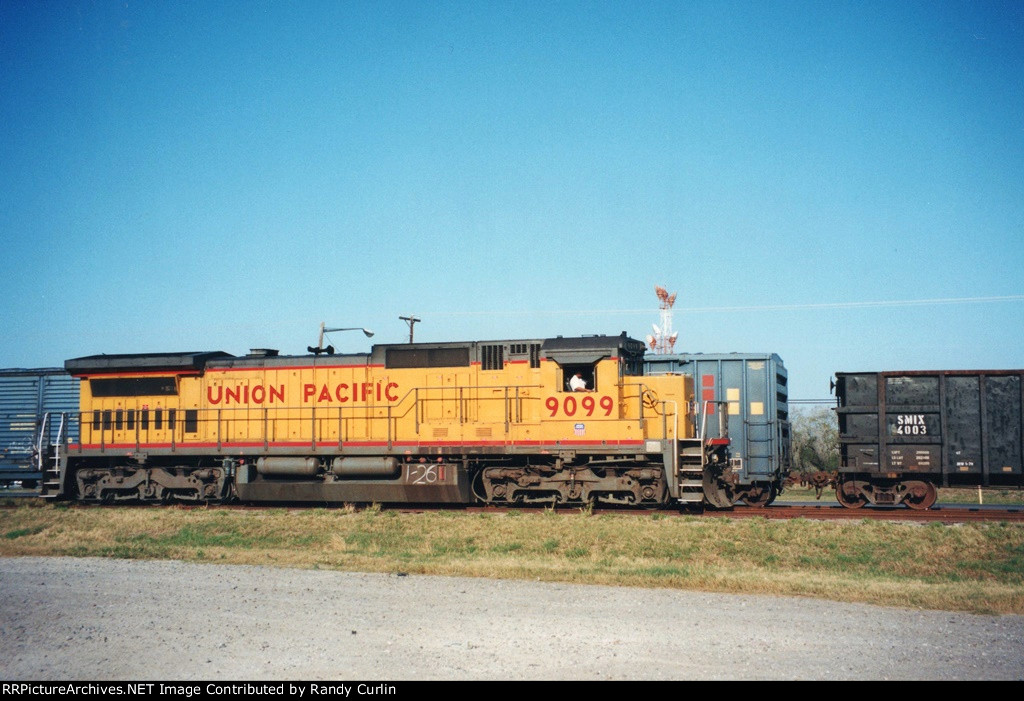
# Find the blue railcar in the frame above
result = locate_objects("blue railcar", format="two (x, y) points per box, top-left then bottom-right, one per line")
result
(644, 353), (791, 505)
(0, 368), (80, 487)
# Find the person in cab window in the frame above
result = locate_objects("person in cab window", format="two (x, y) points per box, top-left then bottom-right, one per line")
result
(569, 372), (591, 392)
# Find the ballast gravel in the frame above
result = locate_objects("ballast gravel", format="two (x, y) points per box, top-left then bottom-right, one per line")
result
(0, 556), (1021, 681)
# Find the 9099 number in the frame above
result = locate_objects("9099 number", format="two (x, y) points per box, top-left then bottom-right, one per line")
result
(545, 395), (614, 417)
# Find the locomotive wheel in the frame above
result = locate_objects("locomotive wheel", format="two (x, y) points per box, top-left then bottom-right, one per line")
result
(835, 483), (867, 509)
(903, 481), (937, 510)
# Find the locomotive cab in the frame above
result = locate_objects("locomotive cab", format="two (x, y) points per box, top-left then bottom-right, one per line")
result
(545, 334), (644, 395)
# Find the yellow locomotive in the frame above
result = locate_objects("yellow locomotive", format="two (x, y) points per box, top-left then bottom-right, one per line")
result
(40, 333), (734, 507)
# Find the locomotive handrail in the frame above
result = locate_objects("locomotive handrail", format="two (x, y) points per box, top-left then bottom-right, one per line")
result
(75, 381), (548, 451)
(31, 412), (49, 475)
(393, 382), (544, 438)
(663, 400), (678, 481)
(72, 378), (691, 451)
(697, 400), (730, 464)
(34, 412), (50, 466)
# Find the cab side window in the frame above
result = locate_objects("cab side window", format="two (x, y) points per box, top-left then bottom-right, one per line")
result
(562, 364), (596, 392)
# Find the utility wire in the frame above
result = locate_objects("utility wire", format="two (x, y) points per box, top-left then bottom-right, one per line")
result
(429, 294), (1024, 317)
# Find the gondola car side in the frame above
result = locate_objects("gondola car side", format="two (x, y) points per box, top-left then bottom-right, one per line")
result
(834, 370), (1024, 509)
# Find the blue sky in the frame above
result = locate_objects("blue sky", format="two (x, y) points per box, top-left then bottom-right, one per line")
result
(1, 0), (1022, 401)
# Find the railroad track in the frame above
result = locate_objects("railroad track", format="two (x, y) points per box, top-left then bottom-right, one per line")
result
(4, 494), (1023, 523)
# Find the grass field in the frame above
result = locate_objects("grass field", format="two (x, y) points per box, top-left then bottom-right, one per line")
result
(2, 503), (1023, 615)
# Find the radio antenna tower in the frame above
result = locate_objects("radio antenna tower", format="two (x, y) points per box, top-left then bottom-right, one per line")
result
(646, 285), (678, 354)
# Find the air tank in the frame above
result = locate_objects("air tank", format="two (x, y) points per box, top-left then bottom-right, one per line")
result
(331, 457), (400, 477)
(255, 457), (321, 476)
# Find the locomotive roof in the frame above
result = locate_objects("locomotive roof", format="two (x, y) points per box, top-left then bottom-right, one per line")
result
(541, 333), (643, 353)
(66, 351), (233, 375)
(65, 334), (647, 374)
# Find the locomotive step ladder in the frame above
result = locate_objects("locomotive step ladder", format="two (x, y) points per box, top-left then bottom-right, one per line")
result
(36, 413), (67, 500)
(677, 400), (734, 506)
(676, 443), (705, 503)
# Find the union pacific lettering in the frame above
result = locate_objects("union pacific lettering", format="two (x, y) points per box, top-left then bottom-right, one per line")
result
(302, 382), (399, 404)
(206, 382), (400, 405)
(207, 384), (286, 405)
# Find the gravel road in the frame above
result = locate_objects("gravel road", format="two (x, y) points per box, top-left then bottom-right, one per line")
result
(1, 556), (1021, 680)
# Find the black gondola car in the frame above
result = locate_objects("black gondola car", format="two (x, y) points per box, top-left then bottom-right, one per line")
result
(833, 370), (1024, 508)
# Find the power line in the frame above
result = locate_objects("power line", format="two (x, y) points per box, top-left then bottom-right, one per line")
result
(428, 294), (1024, 317)
(684, 295), (1024, 313)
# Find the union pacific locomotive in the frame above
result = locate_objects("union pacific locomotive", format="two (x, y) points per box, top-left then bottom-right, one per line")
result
(35, 333), (777, 508)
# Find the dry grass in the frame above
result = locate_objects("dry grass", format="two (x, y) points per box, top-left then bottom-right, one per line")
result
(2, 503), (1023, 615)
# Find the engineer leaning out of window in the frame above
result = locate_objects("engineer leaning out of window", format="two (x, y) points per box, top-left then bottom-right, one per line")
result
(569, 373), (591, 392)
